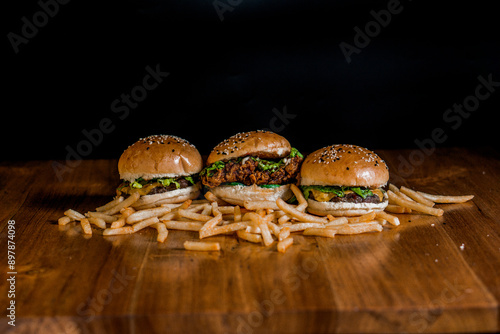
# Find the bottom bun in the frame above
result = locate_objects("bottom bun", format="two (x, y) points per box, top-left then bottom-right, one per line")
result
(132, 184), (201, 208)
(210, 184), (293, 206)
(306, 198), (388, 217)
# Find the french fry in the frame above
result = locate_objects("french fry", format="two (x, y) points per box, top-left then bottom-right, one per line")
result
(86, 211), (118, 223)
(259, 221), (274, 247)
(347, 211), (376, 224)
(328, 222), (383, 234)
(388, 184), (416, 202)
(290, 184), (308, 212)
(64, 209), (86, 221)
(199, 213), (223, 237)
(80, 218), (92, 235)
(276, 198), (328, 224)
(416, 191), (474, 203)
(126, 206), (172, 224)
(277, 237), (293, 253)
(324, 217), (348, 227)
(234, 205), (242, 222)
(201, 204), (213, 215)
(111, 207), (136, 228)
(88, 217), (107, 229)
(400, 186), (435, 207)
(199, 222), (249, 238)
(375, 211), (400, 226)
(278, 226), (291, 241)
(96, 196), (124, 212)
(159, 200), (193, 221)
(256, 209), (266, 217)
(218, 206), (235, 214)
(244, 212), (274, 246)
(131, 196), (187, 210)
(204, 191), (229, 206)
(245, 225), (262, 234)
(178, 199), (193, 210)
(178, 209), (213, 222)
(388, 183), (400, 193)
(161, 220), (204, 231)
(288, 222), (325, 232)
(385, 204), (412, 214)
(211, 201), (221, 216)
(58, 216), (73, 226)
(303, 228), (336, 238)
(266, 221), (281, 237)
(132, 217), (160, 232)
(151, 223), (168, 243)
(388, 190), (444, 216)
(103, 226), (134, 235)
(244, 200), (280, 211)
(237, 230), (263, 243)
(278, 214), (292, 224)
(103, 192), (140, 215)
(184, 240), (220, 251)
(185, 203), (211, 212)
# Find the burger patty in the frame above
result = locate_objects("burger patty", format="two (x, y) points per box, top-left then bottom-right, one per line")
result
(148, 178), (193, 194)
(201, 155), (303, 188)
(310, 191), (382, 204)
(116, 176), (197, 196)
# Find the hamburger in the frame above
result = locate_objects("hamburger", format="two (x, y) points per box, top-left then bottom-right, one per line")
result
(200, 130), (304, 206)
(116, 134), (203, 206)
(299, 144), (389, 216)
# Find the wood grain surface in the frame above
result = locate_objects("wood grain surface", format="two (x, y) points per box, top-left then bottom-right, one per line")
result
(0, 147), (499, 333)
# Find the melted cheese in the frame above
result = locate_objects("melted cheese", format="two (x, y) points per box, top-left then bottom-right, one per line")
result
(117, 182), (160, 196)
(310, 189), (336, 202)
(372, 189), (384, 201)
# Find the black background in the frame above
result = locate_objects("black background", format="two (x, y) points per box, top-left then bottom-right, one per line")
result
(4, 0), (499, 161)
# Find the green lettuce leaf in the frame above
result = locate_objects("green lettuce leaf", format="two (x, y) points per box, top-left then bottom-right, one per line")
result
(299, 185), (374, 200)
(223, 182), (282, 189)
(200, 160), (226, 177)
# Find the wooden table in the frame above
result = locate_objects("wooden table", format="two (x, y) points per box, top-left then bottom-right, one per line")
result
(1, 147), (499, 333)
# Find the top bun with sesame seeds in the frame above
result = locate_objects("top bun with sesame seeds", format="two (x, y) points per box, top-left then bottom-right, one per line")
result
(300, 144), (389, 188)
(206, 130), (291, 165)
(119, 134), (203, 181)
(115, 135), (203, 204)
(299, 144), (389, 216)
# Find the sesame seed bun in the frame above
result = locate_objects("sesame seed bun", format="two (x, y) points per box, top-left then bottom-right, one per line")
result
(118, 135), (203, 182)
(299, 144), (389, 216)
(300, 144), (389, 188)
(206, 130), (291, 165)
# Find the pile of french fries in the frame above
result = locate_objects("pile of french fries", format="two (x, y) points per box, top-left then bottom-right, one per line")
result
(385, 184), (474, 216)
(58, 184), (474, 253)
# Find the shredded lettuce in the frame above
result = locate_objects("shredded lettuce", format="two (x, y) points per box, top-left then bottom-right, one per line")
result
(157, 178), (180, 189)
(185, 176), (195, 185)
(300, 185), (374, 200)
(120, 176), (191, 191)
(201, 147), (303, 177)
(290, 147), (303, 158)
(200, 160), (226, 177)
